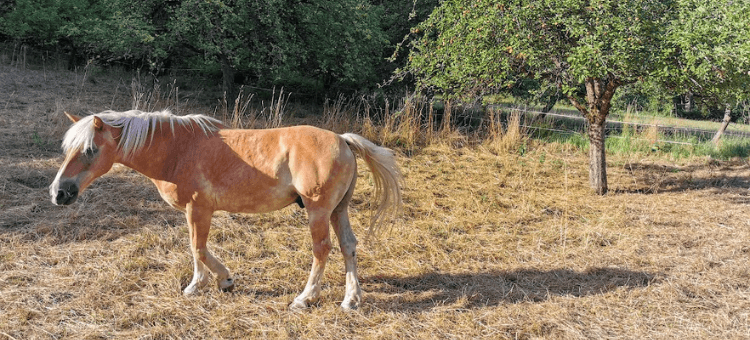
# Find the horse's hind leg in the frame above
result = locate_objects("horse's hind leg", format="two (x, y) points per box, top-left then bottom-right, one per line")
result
(331, 205), (361, 310)
(331, 176), (361, 310)
(290, 209), (332, 310)
(183, 203), (234, 295)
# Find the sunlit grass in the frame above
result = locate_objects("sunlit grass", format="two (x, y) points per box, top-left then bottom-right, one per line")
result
(2, 63), (750, 339)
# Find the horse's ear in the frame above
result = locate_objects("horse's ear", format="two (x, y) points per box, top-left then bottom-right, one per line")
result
(93, 116), (104, 131)
(65, 112), (82, 123)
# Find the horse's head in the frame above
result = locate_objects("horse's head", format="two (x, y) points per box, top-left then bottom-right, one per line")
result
(49, 113), (120, 205)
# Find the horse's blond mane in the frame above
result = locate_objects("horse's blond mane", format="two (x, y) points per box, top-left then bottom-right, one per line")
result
(61, 109), (221, 159)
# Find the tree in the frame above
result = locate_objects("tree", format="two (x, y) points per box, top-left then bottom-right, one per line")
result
(661, 0), (750, 145)
(1, 0), (63, 44)
(289, 0), (388, 94)
(399, 0), (672, 194)
(377, 0), (441, 86)
(62, 0), (168, 71)
(169, 0), (389, 98)
(0, 0), (172, 71)
(1, 0), (401, 96)
(169, 0), (279, 99)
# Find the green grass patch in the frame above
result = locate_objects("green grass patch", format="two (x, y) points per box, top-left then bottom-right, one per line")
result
(531, 127), (750, 160)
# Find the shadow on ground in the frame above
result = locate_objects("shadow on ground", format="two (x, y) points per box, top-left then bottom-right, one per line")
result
(365, 267), (658, 310)
(0, 161), (184, 244)
(615, 161), (750, 194)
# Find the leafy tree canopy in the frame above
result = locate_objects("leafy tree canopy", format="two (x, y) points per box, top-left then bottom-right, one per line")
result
(169, 0), (389, 95)
(662, 0), (750, 106)
(400, 0), (671, 106)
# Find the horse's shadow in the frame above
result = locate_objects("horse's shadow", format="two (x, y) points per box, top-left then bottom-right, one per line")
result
(364, 267), (657, 310)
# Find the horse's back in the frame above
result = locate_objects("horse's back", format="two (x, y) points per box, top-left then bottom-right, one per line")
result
(217, 125), (351, 168)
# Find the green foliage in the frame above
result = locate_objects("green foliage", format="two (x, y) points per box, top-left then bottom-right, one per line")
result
(400, 0), (672, 102)
(0, 0), (171, 70)
(709, 138), (750, 159)
(609, 82), (672, 116)
(167, 0), (390, 94)
(660, 0), (750, 107)
(171, 0), (290, 78)
(291, 0), (389, 91)
(2, 0), (416, 94)
(1, 0), (71, 44)
(63, 0), (167, 69)
(379, 0), (440, 80)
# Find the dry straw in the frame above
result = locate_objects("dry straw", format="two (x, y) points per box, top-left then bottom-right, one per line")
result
(2, 63), (750, 339)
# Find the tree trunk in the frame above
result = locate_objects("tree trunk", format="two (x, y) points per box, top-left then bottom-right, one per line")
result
(567, 76), (620, 195)
(684, 91), (693, 112)
(219, 53), (236, 105)
(541, 92), (563, 113)
(711, 104), (732, 145)
(588, 118), (607, 195)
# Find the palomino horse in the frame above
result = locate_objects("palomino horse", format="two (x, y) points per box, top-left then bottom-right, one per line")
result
(49, 109), (402, 310)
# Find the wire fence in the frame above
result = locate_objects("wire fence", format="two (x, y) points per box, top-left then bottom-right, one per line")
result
(486, 104), (750, 146)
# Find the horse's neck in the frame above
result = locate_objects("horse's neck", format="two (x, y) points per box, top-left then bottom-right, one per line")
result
(117, 122), (203, 181)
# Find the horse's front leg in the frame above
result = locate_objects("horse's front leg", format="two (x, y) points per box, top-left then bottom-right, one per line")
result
(183, 202), (234, 295)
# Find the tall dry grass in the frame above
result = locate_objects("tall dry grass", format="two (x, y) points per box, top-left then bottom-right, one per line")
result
(128, 83), (526, 156)
(2, 63), (750, 339)
(485, 109), (527, 154)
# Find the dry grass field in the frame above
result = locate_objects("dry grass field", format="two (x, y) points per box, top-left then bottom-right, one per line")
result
(2, 64), (750, 339)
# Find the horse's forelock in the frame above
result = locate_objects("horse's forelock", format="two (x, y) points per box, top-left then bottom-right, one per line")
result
(61, 115), (96, 154)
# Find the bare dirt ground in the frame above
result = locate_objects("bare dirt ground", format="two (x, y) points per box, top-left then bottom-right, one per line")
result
(1, 65), (749, 339)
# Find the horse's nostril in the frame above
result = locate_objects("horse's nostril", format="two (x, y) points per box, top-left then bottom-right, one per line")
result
(55, 186), (78, 205)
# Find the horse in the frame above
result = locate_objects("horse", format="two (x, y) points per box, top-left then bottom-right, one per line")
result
(49, 109), (402, 310)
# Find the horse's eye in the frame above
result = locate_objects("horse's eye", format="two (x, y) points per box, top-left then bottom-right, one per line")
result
(84, 147), (98, 158)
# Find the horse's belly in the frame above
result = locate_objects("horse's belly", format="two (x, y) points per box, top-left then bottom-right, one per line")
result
(153, 179), (295, 214)
(214, 189), (297, 214)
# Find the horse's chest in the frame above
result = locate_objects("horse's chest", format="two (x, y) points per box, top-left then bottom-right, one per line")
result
(151, 180), (183, 211)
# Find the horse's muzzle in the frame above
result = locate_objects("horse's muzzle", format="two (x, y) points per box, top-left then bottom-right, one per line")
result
(52, 181), (79, 205)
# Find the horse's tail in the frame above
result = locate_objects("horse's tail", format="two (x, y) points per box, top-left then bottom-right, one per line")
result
(340, 133), (403, 238)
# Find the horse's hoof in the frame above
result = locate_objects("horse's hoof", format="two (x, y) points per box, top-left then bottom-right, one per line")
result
(340, 301), (359, 311)
(183, 285), (198, 296)
(289, 299), (308, 311)
(218, 278), (234, 292)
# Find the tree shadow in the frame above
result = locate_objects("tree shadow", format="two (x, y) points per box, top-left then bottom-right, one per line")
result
(365, 267), (658, 311)
(614, 161), (750, 194)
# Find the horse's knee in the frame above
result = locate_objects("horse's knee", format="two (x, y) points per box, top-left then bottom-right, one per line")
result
(312, 237), (333, 259)
(339, 238), (357, 258)
(192, 246), (208, 262)
(335, 224), (358, 256)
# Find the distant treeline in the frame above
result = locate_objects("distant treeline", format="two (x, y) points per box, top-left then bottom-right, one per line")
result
(2, 0), (748, 123)
(0, 0), (439, 97)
